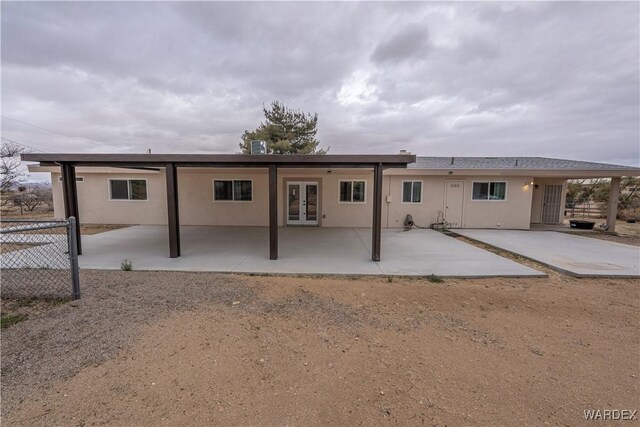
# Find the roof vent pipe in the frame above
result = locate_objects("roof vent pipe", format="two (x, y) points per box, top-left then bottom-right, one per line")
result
(515, 159), (519, 166)
(450, 157), (455, 165)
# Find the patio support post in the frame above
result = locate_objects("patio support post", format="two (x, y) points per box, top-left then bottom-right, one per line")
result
(165, 162), (181, 258)
(371, 163), (383, 261)
(61, 163), (82, 254)
(269, 163), (278, 260)
(607, 176), (621, 232)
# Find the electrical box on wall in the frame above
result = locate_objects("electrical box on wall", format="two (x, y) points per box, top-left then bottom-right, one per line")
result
(386, 195), (392, 203)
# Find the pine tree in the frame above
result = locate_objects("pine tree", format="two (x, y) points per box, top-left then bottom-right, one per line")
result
(240, 101), (327, 154)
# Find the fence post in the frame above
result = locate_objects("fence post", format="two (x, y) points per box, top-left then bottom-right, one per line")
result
(68, 216), (81, 300)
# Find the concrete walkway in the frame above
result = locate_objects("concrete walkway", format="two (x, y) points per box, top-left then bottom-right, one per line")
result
(455, 229), (640, 277)
(71, 226), (543, 277)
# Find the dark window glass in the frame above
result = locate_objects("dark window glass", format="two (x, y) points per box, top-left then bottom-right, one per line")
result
(352, 181), (365, 202)
(129, 180), (147, 200)
(472, 182), (489, 200)
(110, 180), (129, 200)
(402, 182), (412, 203)
(473, 182), (489, 200)
(490, 182), (506, 200)
(214, 180), (233, 200)
(412, 181), (422, 203)
(339, 181), (352, 202)
(234, 180), (252, 201)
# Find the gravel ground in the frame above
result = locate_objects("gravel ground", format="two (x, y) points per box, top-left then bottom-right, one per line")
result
(1, 270), (256, 414)
(2, 270), (639, 426)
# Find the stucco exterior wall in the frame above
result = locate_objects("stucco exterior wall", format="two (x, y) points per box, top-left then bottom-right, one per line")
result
(384, 175), (535, 229)
(52, 168), (375, 227)
(178, 168), (374, 227)
(52, 170), (167, 224)
(178, 169), (268, 226)
(530, 178), (568, 224)
(50, 168), (538, 229)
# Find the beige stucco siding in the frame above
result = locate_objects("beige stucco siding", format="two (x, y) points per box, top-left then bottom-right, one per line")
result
(51, 171), (167, 224)
(383, 175), (446, 228)
(384, 175), (534, 229)
(178, 169), (269, 226)
(52, 168), (375, 227)
(461, 176), (534, 229)
(178, 168), (374, 227)
(50, 168), (537, 229)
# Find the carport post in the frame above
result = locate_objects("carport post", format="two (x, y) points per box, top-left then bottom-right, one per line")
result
(269, 164), (278, 260)
(607, 177), (621, 232)
(166, 163), (181, 258)
(61, 163), (82, 255)
(371, 163), (383, 261)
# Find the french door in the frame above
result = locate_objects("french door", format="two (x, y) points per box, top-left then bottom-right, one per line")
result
(287, 182), (319, 225)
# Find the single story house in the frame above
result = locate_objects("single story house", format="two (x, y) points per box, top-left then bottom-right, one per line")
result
(23, 153), (640, 261)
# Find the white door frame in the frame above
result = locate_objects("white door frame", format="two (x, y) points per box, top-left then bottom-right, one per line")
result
(444, 180), (465, 228)
(286, 181), (319, 226)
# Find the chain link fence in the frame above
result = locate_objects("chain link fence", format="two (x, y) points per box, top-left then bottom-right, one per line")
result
(0, 217), (80, 301)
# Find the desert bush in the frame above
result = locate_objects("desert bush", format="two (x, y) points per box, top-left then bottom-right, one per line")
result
(121, 259), (133, 271)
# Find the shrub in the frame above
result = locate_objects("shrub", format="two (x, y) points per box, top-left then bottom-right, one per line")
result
(1, 313), (27, 329)
(121, 259), (133, 271)
(428, 274), (444, 283)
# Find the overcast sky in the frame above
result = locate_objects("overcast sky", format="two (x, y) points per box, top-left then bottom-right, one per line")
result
(2, 1), (639, 176)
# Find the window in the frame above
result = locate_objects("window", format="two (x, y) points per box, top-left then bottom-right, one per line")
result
(402, 181), (422, 203)
(213, 180), (252, 201)
(58, 176), (84, 183)
(109, 179), (148, 200)
(339, 180), (366, 203)
(472, 181), (506, 201)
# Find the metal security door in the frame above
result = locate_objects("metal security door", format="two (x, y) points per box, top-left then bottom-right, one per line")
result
(542, 184), (563, 224)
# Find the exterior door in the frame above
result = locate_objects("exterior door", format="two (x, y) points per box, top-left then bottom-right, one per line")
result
(542, 184), (563, 224)
(287, 182), (319, 226)
(444, 181), (464, 228)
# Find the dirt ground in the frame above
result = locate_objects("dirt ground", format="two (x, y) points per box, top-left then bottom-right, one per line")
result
(1, 268), (638, 426)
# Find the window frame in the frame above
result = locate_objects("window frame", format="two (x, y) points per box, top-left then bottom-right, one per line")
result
(108, 178), (149, 201)
(471, 180), (508, 201)
(338, 179), (367, 204)
(58, 176), (84, 183)
(212, 179), (254, 202)
(401, 180), (423, 204)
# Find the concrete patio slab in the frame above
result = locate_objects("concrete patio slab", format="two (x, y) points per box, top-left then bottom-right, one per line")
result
(455, 229), (640, 277)
(355, 228), (543, 277)
(68, 226), (543, 277)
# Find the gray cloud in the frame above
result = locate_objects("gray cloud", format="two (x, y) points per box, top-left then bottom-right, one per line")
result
(371, 24), (431, 64)
(1, 0), (638, 180)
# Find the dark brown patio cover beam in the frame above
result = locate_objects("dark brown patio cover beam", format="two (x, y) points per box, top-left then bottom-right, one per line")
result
(269, 164), (278, 260)
(371, 163), (383, 261)
(61, 163), (82, 254)
(165, 163), (181, 258)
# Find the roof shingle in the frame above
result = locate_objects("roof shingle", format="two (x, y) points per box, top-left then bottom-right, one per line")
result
(408, 157), (638, 171)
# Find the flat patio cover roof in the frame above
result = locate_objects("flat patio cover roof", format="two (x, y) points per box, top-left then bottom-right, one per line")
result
(22, 153), (416, 168)
(22, 152), (416, 264)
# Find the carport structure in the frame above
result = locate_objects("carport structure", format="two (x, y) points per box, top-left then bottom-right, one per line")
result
(22, 153), (416, 262)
